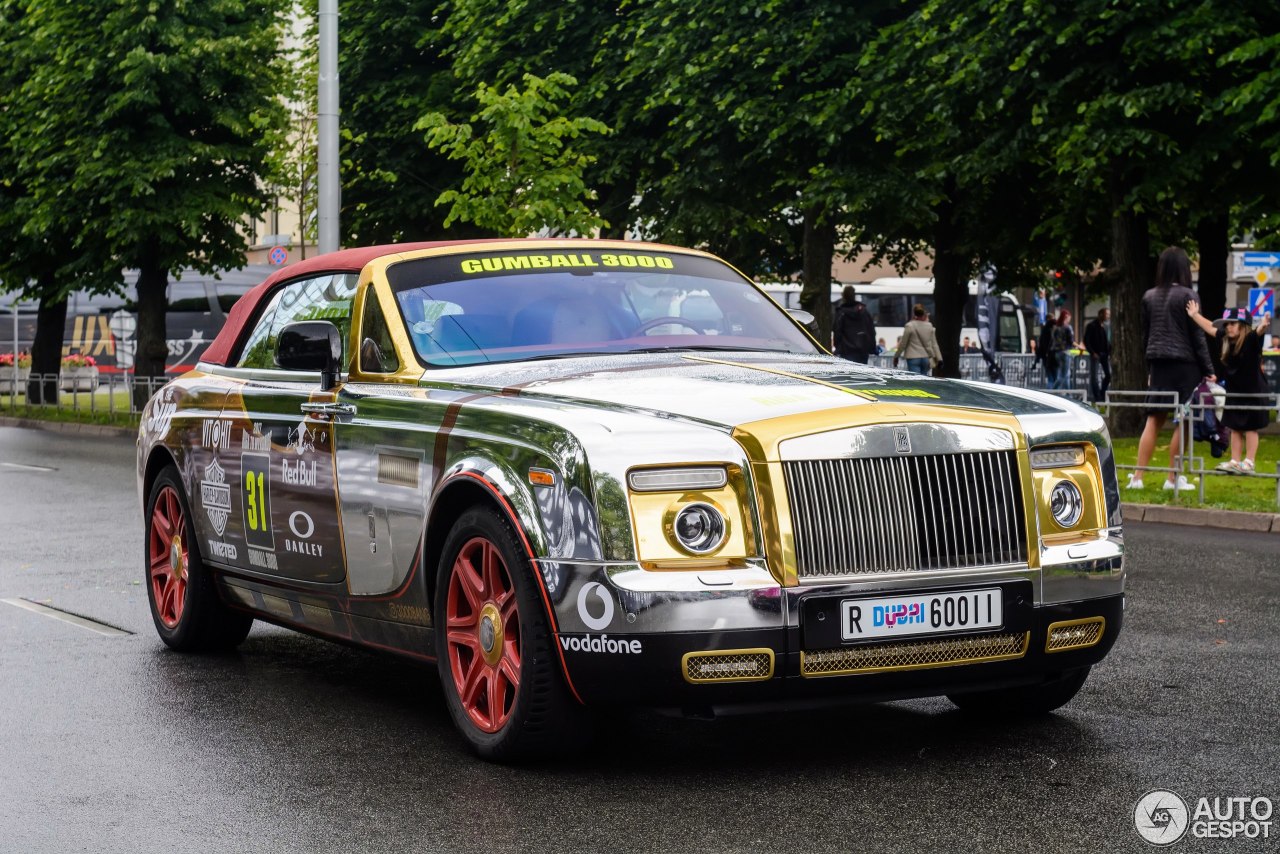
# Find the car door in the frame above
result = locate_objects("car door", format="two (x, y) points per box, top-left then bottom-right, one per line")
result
(331, 282), (431, 596)
(204, 273), (358, 584)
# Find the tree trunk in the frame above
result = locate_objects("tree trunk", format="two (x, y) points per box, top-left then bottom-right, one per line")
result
(596, 181), (632, 240)
(1194, 213), (1229, 321)
(931, 191), (966, 378)
(26, 279), (67, 406)
(133, 253), (169, 408)
(1108, 194), (1152, 437)
(799, 204), (836, 347)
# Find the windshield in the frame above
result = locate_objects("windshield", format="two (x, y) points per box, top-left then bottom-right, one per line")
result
(385, 248), (820, 366)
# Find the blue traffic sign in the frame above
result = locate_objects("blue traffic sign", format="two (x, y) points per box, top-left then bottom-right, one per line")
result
(1241, 251), (1280, 268)
(1248, 288), (1274, 317)
(268, 246), (288, 266)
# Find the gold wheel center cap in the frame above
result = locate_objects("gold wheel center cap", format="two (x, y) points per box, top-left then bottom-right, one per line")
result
(478, 603), (503, 666)
(170, 536), (184, 578)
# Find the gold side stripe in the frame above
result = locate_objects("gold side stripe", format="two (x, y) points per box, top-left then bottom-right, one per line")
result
(1045, 617), (1105, 653)
(801, 631), (1030, 678)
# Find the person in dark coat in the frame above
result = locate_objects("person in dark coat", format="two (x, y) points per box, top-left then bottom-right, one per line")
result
(833, 285), (876, 363)
(1131, 247), (1215, 492)
(1083, 308), (1112, 402)
(1035, 315), (1058, 387)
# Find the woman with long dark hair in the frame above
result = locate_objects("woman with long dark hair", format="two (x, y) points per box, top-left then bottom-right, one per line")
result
(1130, 247), (1215, 491)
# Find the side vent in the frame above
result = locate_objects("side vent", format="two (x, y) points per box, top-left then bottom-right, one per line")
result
(378, 453), (420, 488)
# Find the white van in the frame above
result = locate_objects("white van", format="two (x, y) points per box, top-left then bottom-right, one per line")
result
(760, 278), (1031, 353)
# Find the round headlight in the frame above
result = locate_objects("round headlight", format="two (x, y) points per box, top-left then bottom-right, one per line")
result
(1049, 480), (1083, 528)
(672, 503), (726, 554)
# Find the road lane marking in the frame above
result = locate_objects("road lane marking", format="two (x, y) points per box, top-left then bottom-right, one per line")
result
(1, 598), (133, 637)
(0, 461), (57, 472)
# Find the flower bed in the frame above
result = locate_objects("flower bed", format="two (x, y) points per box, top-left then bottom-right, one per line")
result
(0, 352), (32, 391)
(59, 354), (99, 392)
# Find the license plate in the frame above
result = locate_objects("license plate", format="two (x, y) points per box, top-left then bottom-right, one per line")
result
(841, 588), (1003, 642)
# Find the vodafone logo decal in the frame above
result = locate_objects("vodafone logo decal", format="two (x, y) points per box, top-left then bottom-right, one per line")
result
(576, 581), (615, 631)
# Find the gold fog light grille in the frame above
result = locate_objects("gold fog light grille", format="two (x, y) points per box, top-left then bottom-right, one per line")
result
(682, 649), (775, 684)
(1046, 617), (1105, 652)
(801, 632), (1030, 677)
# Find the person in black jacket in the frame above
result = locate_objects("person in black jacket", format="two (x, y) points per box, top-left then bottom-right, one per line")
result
(1131, 247), (1216, 492)
(1035, 315), (1057, 386)
(1083, 308), (1111, 402)
(833, 286), (877, 363)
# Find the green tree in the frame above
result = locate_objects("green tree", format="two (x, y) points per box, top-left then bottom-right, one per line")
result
(442, 0), (677, 243)
(861, 0), (1280, 394)
(0, 1), (119, 402)
(8, 0), (291, 399)
(617, 0), (918, 342)
(997, 0), (1276, 428)
(339, 0), (497, 244)
(419, 72), (611, 236)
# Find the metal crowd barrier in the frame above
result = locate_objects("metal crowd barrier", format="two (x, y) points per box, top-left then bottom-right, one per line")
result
(1104, 389), (1280, 507)
(2, 372), (168, 422)
(873, 352), (1092, 394)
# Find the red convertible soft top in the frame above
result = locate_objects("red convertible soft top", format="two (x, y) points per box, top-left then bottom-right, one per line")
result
(201, 240), (508, 367)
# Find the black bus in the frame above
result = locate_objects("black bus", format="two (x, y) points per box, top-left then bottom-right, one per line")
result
(2, 266), (273, 375)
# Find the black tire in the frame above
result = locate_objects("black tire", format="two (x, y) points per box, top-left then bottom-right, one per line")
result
(947, 666), (1091, 715)
(434, 505), (588, 761)
(145, 466), (253, 652)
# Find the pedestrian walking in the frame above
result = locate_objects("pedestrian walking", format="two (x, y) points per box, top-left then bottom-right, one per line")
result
(1084, 308), (1112, 402)
(1036, 314), (1057, 387)
(1131, 247), (1216, 491)
(1187, 302), (1272, 474)
(894, 303), (943, 375)
(833, 285), (877, 363)
(1049, 309), (1077, 390)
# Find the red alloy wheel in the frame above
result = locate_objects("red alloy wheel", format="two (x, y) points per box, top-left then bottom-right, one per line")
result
(148, 485), (189, 630)
(445, 536), (521, 733)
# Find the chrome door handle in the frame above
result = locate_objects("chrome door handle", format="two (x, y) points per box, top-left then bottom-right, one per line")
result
(300, 402), (356, 418)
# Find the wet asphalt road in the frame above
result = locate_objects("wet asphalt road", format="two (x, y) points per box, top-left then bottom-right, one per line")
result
(1, 425), (1277, 854)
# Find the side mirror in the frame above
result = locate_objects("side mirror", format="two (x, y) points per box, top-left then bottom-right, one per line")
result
(277, 321), (342, 390)
(787, 308), (816, 326)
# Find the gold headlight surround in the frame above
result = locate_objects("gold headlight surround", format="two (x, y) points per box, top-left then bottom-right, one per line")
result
(626, 464), (757, 569)
(1032, 443), (1105, 543)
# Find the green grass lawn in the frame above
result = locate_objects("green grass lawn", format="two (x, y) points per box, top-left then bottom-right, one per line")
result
(2, 386), (140, 428)
(1111, 433), (1280, 513)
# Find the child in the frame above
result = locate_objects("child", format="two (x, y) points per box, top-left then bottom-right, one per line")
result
(1187, 303), (1272, 473)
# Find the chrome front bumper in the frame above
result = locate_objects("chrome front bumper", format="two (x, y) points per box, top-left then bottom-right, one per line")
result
(540, 526), (1124, 637)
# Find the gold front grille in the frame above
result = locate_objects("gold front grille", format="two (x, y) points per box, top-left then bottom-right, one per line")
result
(801, 631), (1029, 677)
(683, 649), (775, 684)
(1046, 617), (1105, 652)
(783, 450), (1027, 578)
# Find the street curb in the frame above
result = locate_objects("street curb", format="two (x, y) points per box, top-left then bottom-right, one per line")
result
(0, 415), (137, 441)
(1124, 502), (1280, 535)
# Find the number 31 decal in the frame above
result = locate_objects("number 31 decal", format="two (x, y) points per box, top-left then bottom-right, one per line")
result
(242, 452), (275, 550)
